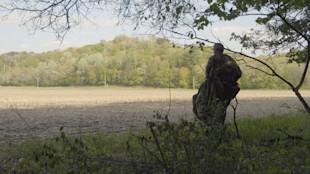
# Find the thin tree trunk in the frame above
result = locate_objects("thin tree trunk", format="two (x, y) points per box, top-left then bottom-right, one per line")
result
(296, 43), (310, 90)
(289, 43), (310, 115)
(293, 89), (310, 114)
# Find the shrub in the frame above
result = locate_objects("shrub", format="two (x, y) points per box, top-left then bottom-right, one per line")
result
(1, 111), (310, 173)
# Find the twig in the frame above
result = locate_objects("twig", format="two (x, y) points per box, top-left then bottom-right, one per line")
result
(230, 98), (257, 171)
(241, 136), (257, 171)
(183, 144), (193, 174)
(95, 155), (161, 166)
(276, 129), (306, 141)
(130, 132), (166, 167)
(135, 137), (165, 166)
(230, 98), (240, 139)
(149, 126), (170, 173)
(7, 101), (37, 141)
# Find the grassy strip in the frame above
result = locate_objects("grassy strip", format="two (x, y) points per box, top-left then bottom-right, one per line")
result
(1, 111), (310, 173)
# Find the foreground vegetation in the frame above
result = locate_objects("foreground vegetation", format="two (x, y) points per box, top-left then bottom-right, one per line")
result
(1, 111), (309, 173)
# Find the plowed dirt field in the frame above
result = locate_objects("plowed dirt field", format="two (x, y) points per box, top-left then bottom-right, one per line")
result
(1, 87), (309, 142)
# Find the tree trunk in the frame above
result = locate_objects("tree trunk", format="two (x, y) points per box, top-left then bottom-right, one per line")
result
(293, 89), (310, 114)
(293, 42), (310, 115)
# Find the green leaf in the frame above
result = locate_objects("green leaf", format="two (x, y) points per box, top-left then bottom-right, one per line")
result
(166, 6), (170, 12)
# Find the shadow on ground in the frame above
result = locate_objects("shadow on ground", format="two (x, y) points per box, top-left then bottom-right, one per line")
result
(0, 97), (308, 143)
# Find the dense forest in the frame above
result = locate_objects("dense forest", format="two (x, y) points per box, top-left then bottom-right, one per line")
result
(0, 35), (308, 89)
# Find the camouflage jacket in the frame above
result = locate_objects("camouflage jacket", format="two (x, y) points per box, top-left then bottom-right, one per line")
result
(205, 54), (242, 82)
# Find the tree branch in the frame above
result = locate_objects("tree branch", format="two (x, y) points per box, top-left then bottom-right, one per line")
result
(237, 57), (275, 76)
(296, 42), (310, 90)
(275, 8), (309, 43)
(172, 30), (295, 89)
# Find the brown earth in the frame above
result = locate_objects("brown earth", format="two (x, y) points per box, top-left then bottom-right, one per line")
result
(0, 87), (310, 143)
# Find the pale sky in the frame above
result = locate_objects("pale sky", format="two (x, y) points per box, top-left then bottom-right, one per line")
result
(0, 11), (257, 55)
(0, 15), (136, 54)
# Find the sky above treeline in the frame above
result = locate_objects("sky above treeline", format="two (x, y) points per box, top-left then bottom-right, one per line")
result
(0, 10), (258, 55)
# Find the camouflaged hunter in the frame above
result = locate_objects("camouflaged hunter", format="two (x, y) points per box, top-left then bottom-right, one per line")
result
(193, 43), (242, 125)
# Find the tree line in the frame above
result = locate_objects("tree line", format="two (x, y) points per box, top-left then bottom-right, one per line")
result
(0, 35), (308, 89)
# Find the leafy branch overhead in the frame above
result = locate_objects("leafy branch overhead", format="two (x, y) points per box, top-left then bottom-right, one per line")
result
(118, 0), (309, 65)
(1, 0), (308, 58)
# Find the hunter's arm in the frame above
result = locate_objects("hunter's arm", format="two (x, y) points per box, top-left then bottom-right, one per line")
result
(205, 56), (215, 78)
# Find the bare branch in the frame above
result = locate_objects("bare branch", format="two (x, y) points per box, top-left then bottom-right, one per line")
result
(171, 29), (295, 89)
(226, 47), (295, 89)
(237, 57), (275, 76)
(230, 98), (240, 139)
(0, 0), (106, 40)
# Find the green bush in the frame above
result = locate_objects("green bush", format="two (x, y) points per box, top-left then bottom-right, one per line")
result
(1, 111), (310, 173)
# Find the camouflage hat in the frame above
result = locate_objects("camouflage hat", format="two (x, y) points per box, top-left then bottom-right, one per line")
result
(213, 43), (224, 52)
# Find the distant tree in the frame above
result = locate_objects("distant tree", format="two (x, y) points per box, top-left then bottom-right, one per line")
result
(46, 61), (60, 86)
(76, 58), (89, 85)
(0, 0), (309, 112)
(58, 52), (76, 85)
(128, 70), (141, 86)
(174, 67), (190, 88)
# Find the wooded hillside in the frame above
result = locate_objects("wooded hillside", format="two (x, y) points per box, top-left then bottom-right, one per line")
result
(0, 35), (307, 89)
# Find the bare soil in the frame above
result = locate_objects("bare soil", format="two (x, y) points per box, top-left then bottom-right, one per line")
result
(0, 87), (310, 143)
